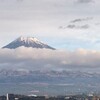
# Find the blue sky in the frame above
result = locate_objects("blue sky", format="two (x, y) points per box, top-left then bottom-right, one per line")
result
(0, 0), (100, 50)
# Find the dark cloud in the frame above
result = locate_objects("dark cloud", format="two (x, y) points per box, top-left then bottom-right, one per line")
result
(67, 25), (76, 29)
(71, 17), (93, 23)
(0, 47), (100, 72)
(77, 0), (94, 3)
(60, 24), (90, 29)
(59, 17), (92, 30)
(68, 24), (89, 29)
(79, 24), (90, 29)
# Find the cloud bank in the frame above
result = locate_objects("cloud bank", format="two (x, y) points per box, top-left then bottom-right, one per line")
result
(0, 47), (100, 73)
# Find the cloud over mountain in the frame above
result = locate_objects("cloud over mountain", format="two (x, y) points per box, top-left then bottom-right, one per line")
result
(0, 47), (100, 73)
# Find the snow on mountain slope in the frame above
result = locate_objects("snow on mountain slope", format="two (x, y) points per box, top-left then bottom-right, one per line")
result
(2, 36), (55, 50)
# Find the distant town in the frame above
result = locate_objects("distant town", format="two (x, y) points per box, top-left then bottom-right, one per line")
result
(0, 93), (100, 100)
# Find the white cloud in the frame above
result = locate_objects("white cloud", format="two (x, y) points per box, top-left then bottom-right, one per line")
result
(0, 47), (100, 73)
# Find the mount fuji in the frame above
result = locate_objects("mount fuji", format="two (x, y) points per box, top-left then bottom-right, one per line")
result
(2, 36), (55, 50)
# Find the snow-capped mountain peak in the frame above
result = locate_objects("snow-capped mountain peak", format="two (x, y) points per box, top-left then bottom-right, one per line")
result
(3, 36), (55, 50)
(14, 36), (43, 44)
(16, 36), (39, 42)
